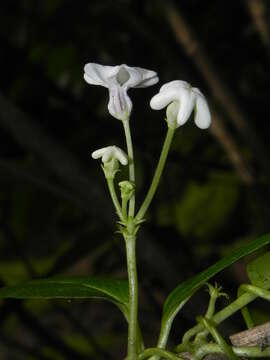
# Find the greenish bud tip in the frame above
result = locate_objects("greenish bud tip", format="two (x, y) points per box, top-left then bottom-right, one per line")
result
(119, 180), (135, 200)
(206, 282), (229, 300)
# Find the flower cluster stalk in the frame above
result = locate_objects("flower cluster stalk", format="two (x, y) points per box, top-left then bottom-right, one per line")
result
(107, 178), (123, 221)
(87, 63), (212, 359)
(122, 118), (136, 217)
(136, 127), (175, 221)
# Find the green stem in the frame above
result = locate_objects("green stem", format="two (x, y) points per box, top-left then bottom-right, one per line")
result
(122, 197), (128, 221)
(181, 291), (257, 345)
(150, 297), (190, 360)
(125, 233), (139, 359)
(107, 178), (123, 221)
(195, 343), (225, 360)
(199, 317), (239, 360)
(136, 127), (175, 221)
(138, 348), (184, 360)
(123, 119), (135, 216)
(239, 284), (270, 328)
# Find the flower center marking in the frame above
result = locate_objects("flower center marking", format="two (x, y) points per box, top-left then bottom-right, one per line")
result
(116, 67), (130, 86)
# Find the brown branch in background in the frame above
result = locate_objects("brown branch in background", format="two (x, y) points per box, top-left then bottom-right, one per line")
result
(247, 0), (270, 49)
(179, 353), (228, 360)
(164, 2), (270, 174)
(230, 321), (270, 347)
(210, 109), (255, 185)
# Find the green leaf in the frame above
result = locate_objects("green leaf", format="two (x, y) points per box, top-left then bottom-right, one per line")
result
(158, 233), (270, 347)
(0, 276), (129, 318)
(247, 251), (270, 289)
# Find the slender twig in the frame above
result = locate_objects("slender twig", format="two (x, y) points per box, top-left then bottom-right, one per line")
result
(107, 178), (124, 220)
(247, 0), (270, 50)
(136, 127), (175, 221)
(210, 109), (254, 185)
(199, 317), (239, 360)
(123, 118), (136, 216)
(181, 292), (257, 344)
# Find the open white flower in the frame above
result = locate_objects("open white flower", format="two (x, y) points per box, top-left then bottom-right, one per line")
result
(150, 80), (211, 129)
(92, 146), (128, 165)
(84, 63), (159, 121)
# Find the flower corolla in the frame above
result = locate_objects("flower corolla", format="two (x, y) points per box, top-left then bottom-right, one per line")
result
(150, 80), (211, 129)
(84, 63), (159, 121)
(92, 146), (128, 165)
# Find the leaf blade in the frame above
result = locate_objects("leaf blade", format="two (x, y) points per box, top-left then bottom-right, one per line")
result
(247, 251), (270, 289)
(0, 276), (129, 316)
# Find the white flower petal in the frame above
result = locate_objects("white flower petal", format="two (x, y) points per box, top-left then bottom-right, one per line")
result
(108, 85), (132, 120)
(150, 80), (211, 129)
(114, 147), (128, 165)
(159, 80), (190, 93)
(194, 94), (211, 129)
(102, 149), (113, 163)
(120, 65), (143, 88)
(176, 88), (196, 126)
(92, 146), (128, 165)
(192, 87), (204, 97)
(133, 67), (159, 88)
(91, 148), (107, 159)
(150, 88), (178, 110)
(84, 63), (119, 87)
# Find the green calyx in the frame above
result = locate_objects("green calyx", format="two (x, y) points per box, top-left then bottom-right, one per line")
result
(118, 216), (145, 238)
(206, 282), (229, 301)
(166, 101), (179, 129)
(102, 158), (119, 179)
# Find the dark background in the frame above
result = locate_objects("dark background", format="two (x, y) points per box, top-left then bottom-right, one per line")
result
(1, 0), (270, 359)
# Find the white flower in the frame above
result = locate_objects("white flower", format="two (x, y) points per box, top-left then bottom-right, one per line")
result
(92, 146), (128, 165)
(84, 63), (159, 121)
(150, 80), (211, 129)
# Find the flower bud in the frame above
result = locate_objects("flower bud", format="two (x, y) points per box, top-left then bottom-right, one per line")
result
(92, 146), (128, 179)
(119, 180), (135, 201)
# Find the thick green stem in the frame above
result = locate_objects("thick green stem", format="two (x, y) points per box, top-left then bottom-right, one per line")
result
(123, 119), (135, 216)
(125, 233), (139, 359)
(107, 178), (123, 221)
(136, 127), (175, 221)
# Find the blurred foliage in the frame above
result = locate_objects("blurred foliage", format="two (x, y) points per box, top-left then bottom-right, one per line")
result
(1, 0), (270, 358)
(157, 171), (239, 238)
